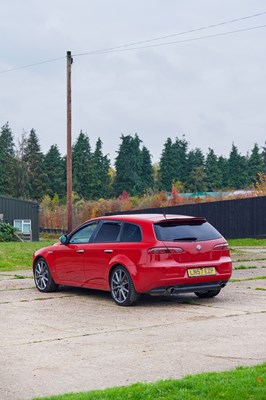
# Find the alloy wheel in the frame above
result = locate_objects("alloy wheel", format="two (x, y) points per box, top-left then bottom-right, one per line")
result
(111, 268), (130, 304)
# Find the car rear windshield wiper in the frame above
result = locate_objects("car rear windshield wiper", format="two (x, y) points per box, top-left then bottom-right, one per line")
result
(173, 237), (198, 241)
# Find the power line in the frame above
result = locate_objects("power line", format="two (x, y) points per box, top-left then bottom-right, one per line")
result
(0, 56), (66, 74)
(73, 11), (266, 57)
(80, 24), (266, 57)
(0, 11), (265, 74)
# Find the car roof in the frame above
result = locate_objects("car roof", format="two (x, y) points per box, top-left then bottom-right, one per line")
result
(94, 213), (200, 224)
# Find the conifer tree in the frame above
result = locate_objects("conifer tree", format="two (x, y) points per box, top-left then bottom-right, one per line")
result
(159, 136), (188, 191)
(141, 146), (154, 192)
(247, 143), (262, 185)
(172, 136), (189, 181)
(227, 143), (248, 189)
(261, 142), (266, 174)
(89, 138), (111, 199)
(159, 138), (175, 191)
(72, 131), (92, 199)
(205, 148), (222, 191)
(185, 148), (205, 191)
(114, 134), (143, 196)
(44, 144), (66, 199)
(217, 156), (229, 189)
(188, 165), (207, 193)
(0, 122), (16, 196)
(13, 132), (30, 199)
(23, 129), (47, 201)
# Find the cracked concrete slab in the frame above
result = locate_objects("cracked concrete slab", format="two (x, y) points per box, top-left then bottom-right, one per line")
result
(0, 248), (266, 400)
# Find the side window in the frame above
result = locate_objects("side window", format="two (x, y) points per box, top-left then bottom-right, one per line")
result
(14, 219), (31, 234)
(94, 222), (121, 243)
(121, 223), (142, 242)
(69, 222), (98, 244)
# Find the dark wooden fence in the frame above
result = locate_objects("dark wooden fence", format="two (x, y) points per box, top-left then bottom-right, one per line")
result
(114, 196), (266, 239)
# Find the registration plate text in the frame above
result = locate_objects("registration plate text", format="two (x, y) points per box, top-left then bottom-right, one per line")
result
(187, 267), (216, 277)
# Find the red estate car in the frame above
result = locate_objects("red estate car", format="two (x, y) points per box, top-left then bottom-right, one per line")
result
(33, 214), (232, 306)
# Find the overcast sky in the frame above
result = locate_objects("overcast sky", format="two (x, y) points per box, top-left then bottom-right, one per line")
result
(1, 0), (266, 165)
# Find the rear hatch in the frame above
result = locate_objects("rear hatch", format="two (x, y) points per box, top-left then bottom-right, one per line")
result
(153, 217), (229, 263)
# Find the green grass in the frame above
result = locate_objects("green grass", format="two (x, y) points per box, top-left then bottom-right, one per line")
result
(228, 238), (266, 246)
(33, 363), (266, 400)
(0, 238), (265, 272)
(0, 241), (55, 271)
(230, 276), (266, 283)
(234, 265), (258, 270)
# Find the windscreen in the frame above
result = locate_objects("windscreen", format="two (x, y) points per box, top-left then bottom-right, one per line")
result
(154, 220), (222, 242)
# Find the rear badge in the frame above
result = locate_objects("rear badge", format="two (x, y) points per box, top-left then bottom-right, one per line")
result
(196, 244), (202, 251)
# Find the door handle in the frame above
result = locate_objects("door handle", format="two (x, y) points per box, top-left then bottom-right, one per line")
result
(76, 249), (85, 253)
(104, 249), (113, 253)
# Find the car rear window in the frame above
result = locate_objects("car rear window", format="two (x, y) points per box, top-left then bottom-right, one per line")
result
(154, 220), (222, 242)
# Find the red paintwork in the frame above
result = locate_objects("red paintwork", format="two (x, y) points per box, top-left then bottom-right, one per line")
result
(33, 214), (232, 293)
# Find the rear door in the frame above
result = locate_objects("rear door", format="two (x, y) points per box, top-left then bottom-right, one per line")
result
(83, 221), (122, 288)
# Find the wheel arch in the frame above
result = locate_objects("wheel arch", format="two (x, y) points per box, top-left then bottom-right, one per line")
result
(108, 263), (130, 288)
(108, 255), (138, 287)
(33, 255), (57, 282)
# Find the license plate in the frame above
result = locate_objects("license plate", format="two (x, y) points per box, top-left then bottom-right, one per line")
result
(187, 267), (216, 277)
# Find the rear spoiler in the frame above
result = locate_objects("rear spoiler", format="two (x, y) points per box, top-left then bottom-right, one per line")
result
(155, 217), (207, 225)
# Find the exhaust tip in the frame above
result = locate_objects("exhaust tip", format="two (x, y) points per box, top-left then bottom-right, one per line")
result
(167, 287), (176, 294)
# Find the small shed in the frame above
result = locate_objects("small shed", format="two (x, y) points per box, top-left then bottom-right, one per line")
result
(0, 196), (39, 241)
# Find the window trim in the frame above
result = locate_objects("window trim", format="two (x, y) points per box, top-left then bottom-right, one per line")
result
(93, 221), (122, 243)
(13, 219), (31, 234)
(69, 221), (100, 244)
(120, 222), (142, 243)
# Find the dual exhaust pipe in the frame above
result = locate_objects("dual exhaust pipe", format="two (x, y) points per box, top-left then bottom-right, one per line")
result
(166, 281), (227, 295)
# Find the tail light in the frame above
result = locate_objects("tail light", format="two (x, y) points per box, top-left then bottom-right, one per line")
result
(148, 247), (184, 255)
(213, 243), (229, 251)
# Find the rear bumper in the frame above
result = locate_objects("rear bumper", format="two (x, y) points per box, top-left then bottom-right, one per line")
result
(133, 261), (232, 293)
(148, 280), (228, 296)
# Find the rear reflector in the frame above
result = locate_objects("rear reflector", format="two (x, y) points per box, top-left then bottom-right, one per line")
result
(148, 247), (184, 255)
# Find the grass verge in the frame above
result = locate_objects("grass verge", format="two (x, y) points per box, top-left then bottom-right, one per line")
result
(230, 276), (266, 283)
(33, 363), (266, 400)
(234, 265), (258, 270)
(228, 238), (266, 246)
(0, 238), (266, 272)
(0, 241), (55, 271)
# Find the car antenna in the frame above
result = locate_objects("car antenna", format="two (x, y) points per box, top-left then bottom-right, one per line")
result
(163, 213), (167, 220)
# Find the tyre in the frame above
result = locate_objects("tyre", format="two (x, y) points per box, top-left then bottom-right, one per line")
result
(34, 258), (58, 292)
(194, 288), (221, 298)
(110, 266), (139, 306)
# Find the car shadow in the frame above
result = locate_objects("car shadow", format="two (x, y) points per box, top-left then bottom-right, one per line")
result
(57, 285), (211, 307)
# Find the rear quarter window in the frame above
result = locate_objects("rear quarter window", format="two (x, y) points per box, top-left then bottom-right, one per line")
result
(154, 220), (222, 242)
(120, 223), (142, 242)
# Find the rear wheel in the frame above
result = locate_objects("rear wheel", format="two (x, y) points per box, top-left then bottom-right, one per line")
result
(34, 258), (58, 292)
(110, 266), (139, 306)
(194, 288), (221, 298)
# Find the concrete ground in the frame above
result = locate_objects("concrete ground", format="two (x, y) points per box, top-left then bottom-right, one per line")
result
(0, 246), (266, 400)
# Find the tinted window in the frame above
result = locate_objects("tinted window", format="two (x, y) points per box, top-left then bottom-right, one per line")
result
(94, 222), (121, 242)
(154, 220), (222, 242)
(70, 222), (99, 244)
(121, 223), (142, 242)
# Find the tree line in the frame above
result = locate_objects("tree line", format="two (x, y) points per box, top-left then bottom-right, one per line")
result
(0, 122), (265, 202)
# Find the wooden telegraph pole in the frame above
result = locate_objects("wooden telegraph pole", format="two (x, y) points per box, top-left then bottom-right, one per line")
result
(66, 51), (73, 233)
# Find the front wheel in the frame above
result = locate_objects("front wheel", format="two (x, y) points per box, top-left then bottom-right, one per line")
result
(110, 266), (139, 306)
(194, 288), (221, 298)
(34, 258), (58, 292)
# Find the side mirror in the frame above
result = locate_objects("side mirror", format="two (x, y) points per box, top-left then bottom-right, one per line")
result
(59, 234), (69, 245)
